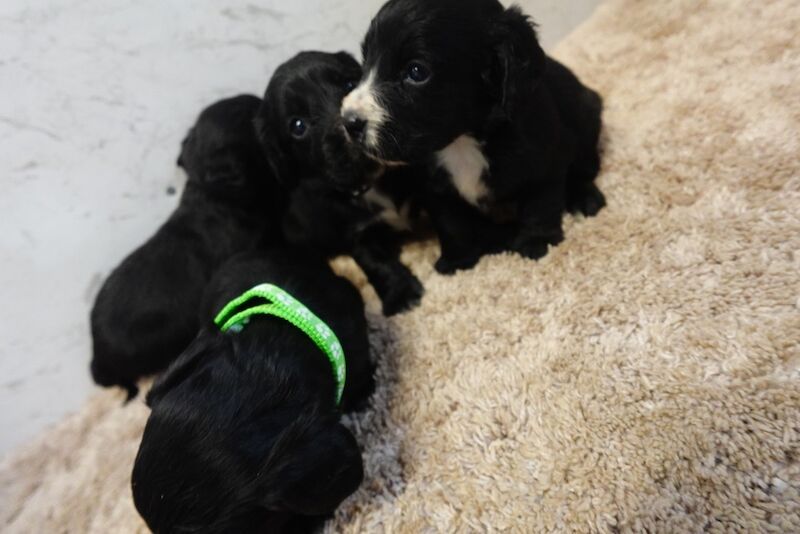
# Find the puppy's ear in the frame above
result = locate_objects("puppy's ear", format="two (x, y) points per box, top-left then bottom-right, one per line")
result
(253, 105), (292, 187)
(256, 415), (363, 516)
(200, 151), (251, 193)
(485, 6), (546, 118)
(333, 51), (360, 71)
(146, 329), (225, 407)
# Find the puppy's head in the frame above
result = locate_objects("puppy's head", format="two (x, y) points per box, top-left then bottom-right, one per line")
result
(179, 94), (274, 203)
(132, 330), (363, 533)
(255, 52), (382, 194)
(341, 0), (546, 163)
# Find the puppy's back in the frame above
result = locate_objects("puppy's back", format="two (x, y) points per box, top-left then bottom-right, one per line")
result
(201, 250), (373, 407)
(90, 214), (214, 398)
(543, 57), (603, 144)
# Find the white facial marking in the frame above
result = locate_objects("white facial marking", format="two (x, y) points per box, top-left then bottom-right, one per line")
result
(341, 70), (387, 150)
(364, 188), (412, 231)
(436, 135), (490, 206)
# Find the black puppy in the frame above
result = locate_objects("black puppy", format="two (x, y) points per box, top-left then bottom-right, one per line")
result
(255, 51), (425, 315)
(132, 250), (373, 533)
(341, 0), (605, 272)
(90, 95), (281, 399)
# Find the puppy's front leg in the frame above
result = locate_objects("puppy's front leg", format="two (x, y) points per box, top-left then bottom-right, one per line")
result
(424, 192), (506, 275)
(511, 180), (566, 260)
(352, 224), (423, 316)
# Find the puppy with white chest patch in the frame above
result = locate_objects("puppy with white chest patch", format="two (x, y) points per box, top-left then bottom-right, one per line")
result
(342, 0), (606, 273)
(255, 51), (426, 315)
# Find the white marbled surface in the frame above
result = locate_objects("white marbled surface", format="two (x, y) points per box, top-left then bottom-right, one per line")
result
(0, 0), (600, 456)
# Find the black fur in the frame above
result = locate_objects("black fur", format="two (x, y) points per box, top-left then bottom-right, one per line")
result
(255, 51), (425, 316)
(90, 95), (282, 399)
(132, 250), (373, 533)
(344, 0), (605, 272)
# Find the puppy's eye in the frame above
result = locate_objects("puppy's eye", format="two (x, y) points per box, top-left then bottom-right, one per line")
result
(344, 80), (358, 93)
(404, 62), (431, 85)
(289, 118), (308, 139)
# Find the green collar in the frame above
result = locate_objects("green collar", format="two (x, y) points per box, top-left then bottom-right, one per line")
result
(213, 283), (346, 406)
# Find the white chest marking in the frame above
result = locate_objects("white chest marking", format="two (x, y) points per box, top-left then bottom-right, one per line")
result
(364, 188), (411, 231)
(436, 135), (490, 206)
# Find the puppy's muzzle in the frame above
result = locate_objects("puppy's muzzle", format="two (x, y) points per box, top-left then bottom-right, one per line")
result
(340, 70), (386, 151)
(343, 112), (367, 144)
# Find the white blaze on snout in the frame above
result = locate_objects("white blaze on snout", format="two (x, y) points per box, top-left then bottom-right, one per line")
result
(436, 135), (490, 206)
(341, 70), (387, 150)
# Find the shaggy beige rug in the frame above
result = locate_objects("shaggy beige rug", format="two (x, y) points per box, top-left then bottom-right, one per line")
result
(2, 0), (799, 531)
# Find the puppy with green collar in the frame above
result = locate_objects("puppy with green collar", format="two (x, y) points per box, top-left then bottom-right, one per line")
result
(132, 249), (374, 533)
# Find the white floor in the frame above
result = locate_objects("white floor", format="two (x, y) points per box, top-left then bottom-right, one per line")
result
(0, 0), (601, 456)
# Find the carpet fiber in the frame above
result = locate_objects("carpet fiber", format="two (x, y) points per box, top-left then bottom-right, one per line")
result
(2, 0), (799, 531)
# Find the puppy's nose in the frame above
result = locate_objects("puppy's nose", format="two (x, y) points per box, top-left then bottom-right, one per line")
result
(343, 112), (367, 143)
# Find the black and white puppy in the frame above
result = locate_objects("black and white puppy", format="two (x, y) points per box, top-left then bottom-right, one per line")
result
(255, 51), (425, 315)
(90, 95), (281, 399)
(341, 0), (605, 272)
(132, 250), (373, 533)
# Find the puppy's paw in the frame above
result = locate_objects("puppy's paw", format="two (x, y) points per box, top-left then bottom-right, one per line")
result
(512, 233), (563, 260)
(124, 383), (140, 404)
(512, 240), (549, 260)
(567, 183), (606, 217)
(381, 275), (424, 316)
(434, 252), (483, 275)
(344, 369), (376, 413)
